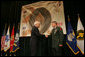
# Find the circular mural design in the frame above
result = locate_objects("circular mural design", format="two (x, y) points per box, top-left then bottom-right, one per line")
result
(29, 7), (51, 33)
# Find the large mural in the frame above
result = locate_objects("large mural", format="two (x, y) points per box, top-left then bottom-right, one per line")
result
(20, 1), (66, 37)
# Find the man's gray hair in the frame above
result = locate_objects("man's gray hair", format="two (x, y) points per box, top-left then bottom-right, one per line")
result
(34, 21), (40, 26)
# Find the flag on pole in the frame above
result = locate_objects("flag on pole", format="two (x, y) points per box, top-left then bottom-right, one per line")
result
(1, 24), (7, 51)
(77, 14), (84, 55)
(66, 16), (80, 55)
(1, 29), (6, 51)
(4, 26), (10, 52)
(10, 26), (14, 53)
(12, 28), (19, 52)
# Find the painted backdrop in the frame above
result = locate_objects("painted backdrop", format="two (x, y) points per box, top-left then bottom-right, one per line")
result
(20, 1), (66, 37)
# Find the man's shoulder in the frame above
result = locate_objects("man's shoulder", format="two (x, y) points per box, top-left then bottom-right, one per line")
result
(32, 26), (37, 29)
(32, 26), (36, 31)
(56, 26), (63, 31)
(32, 26), (38, 32)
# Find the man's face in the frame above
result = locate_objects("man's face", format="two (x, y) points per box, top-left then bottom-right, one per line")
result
(52, 23), (56, 28)
(37, 23), (40, 28)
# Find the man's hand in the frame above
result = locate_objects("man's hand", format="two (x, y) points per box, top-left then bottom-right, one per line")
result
(45, 35), (48, 38)
(59, 44), (63, 47)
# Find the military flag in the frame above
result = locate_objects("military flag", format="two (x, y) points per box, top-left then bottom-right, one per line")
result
(77, 14), (84, 55)
(1, 29), (6, 51)
(4, 26), (10, 52)
(10, 26), (15, 53)
(66, 16), (80, 55)
(1, 24), (7, 51)
(12, 28), (19, 52)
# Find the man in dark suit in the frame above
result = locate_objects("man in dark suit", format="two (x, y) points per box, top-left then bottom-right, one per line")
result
(30, 21), (46, 56)
(47, 21), (64, 56)
(51, 21), (64, 56)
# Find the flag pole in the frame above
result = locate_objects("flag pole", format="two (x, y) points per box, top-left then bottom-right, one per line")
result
(13, 23), (15, 27)
(4, 23), (7, 35)
(18, 23), (20, 29)
(68, 15), (70, 22)
(5, 23), (7, 29)
(78, 13), (79, 18)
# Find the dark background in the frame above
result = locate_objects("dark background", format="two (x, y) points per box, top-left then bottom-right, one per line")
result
(1, 0), (84, 56)
(1, 0), (84, 35)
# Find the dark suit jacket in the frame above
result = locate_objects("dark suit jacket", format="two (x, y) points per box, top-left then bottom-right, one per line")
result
(30, 26), (44, 56)
(49, 26), (64, 48)
(30, 26), (43, 45)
